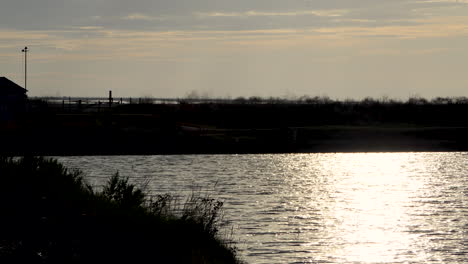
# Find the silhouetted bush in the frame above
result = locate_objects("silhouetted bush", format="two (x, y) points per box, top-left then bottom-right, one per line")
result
(102, 173), (145, 208)
(0, 156), (242, 264)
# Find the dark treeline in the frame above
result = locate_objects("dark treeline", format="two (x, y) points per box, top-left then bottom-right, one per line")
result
(195, 95), (468, 106)
(2, 96), (468, 155)
(172, 96), (468, 128)
(35, 95), (468, 127)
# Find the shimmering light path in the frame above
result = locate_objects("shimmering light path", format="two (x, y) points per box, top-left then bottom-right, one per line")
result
(56, 153), (468, 264)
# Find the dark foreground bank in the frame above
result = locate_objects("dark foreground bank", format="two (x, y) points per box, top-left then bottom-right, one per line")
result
(0, 157), (243, 264)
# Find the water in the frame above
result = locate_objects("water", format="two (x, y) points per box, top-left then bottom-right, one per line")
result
(55, 153), (468, 264)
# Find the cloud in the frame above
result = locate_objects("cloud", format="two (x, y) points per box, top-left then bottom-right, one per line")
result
(2, 0), (466, 32)
(195, 9), (349, 18)
(122, 13), (165, 21)
(313, 17), (468, 39)
(74, 26), (105, 30)
(2, 13), (467, 61)
(414, 0), (468, 3)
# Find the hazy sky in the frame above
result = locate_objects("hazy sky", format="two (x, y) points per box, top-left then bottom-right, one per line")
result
(1, 0), (468, 99)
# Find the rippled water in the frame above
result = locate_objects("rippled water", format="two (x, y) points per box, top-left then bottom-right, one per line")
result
(55, 153), (468, 264)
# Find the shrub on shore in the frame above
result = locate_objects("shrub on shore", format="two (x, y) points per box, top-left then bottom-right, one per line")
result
(0, 156), (242, 264)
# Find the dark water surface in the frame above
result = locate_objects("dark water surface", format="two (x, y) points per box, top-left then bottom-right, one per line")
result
(55, 153), (468, 264)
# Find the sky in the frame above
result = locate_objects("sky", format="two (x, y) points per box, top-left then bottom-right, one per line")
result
(1, 0), (468, 99)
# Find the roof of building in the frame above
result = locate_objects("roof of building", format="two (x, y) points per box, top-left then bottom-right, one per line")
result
(0, 77), (27, 95)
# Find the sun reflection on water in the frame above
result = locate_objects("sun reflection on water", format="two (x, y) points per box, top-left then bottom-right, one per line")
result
(308, 153), (441, 263)
(331, 154), (419, 262)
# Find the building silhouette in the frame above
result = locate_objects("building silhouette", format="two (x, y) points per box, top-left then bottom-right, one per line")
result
(0, 77), (27, 124)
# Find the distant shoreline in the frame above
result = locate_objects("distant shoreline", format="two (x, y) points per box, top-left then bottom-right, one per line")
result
(3, 125), (468, 156)
(2, 100), (468, 156)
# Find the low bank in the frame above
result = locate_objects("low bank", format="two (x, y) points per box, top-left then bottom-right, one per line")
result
(2, 124), (468, 155)
(2, 101), (468, 155)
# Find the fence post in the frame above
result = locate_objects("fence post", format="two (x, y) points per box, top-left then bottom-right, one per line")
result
(109, 90), (113, 108)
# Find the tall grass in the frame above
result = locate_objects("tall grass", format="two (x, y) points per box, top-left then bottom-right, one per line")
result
(0, 156), (242, 264)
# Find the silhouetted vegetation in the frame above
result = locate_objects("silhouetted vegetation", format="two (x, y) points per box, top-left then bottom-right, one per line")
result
(2, 96), (468, 154)
(167, 95), (468, 128)
(0, 156), (242, 264)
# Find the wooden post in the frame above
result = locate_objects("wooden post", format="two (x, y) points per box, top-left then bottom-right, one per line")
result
(109, 90), (113, 108)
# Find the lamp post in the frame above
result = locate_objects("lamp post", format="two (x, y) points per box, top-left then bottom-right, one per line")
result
(21, 46), (28, 90)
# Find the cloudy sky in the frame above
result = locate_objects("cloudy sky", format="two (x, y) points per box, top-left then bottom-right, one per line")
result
(1, 0), (468, 99)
